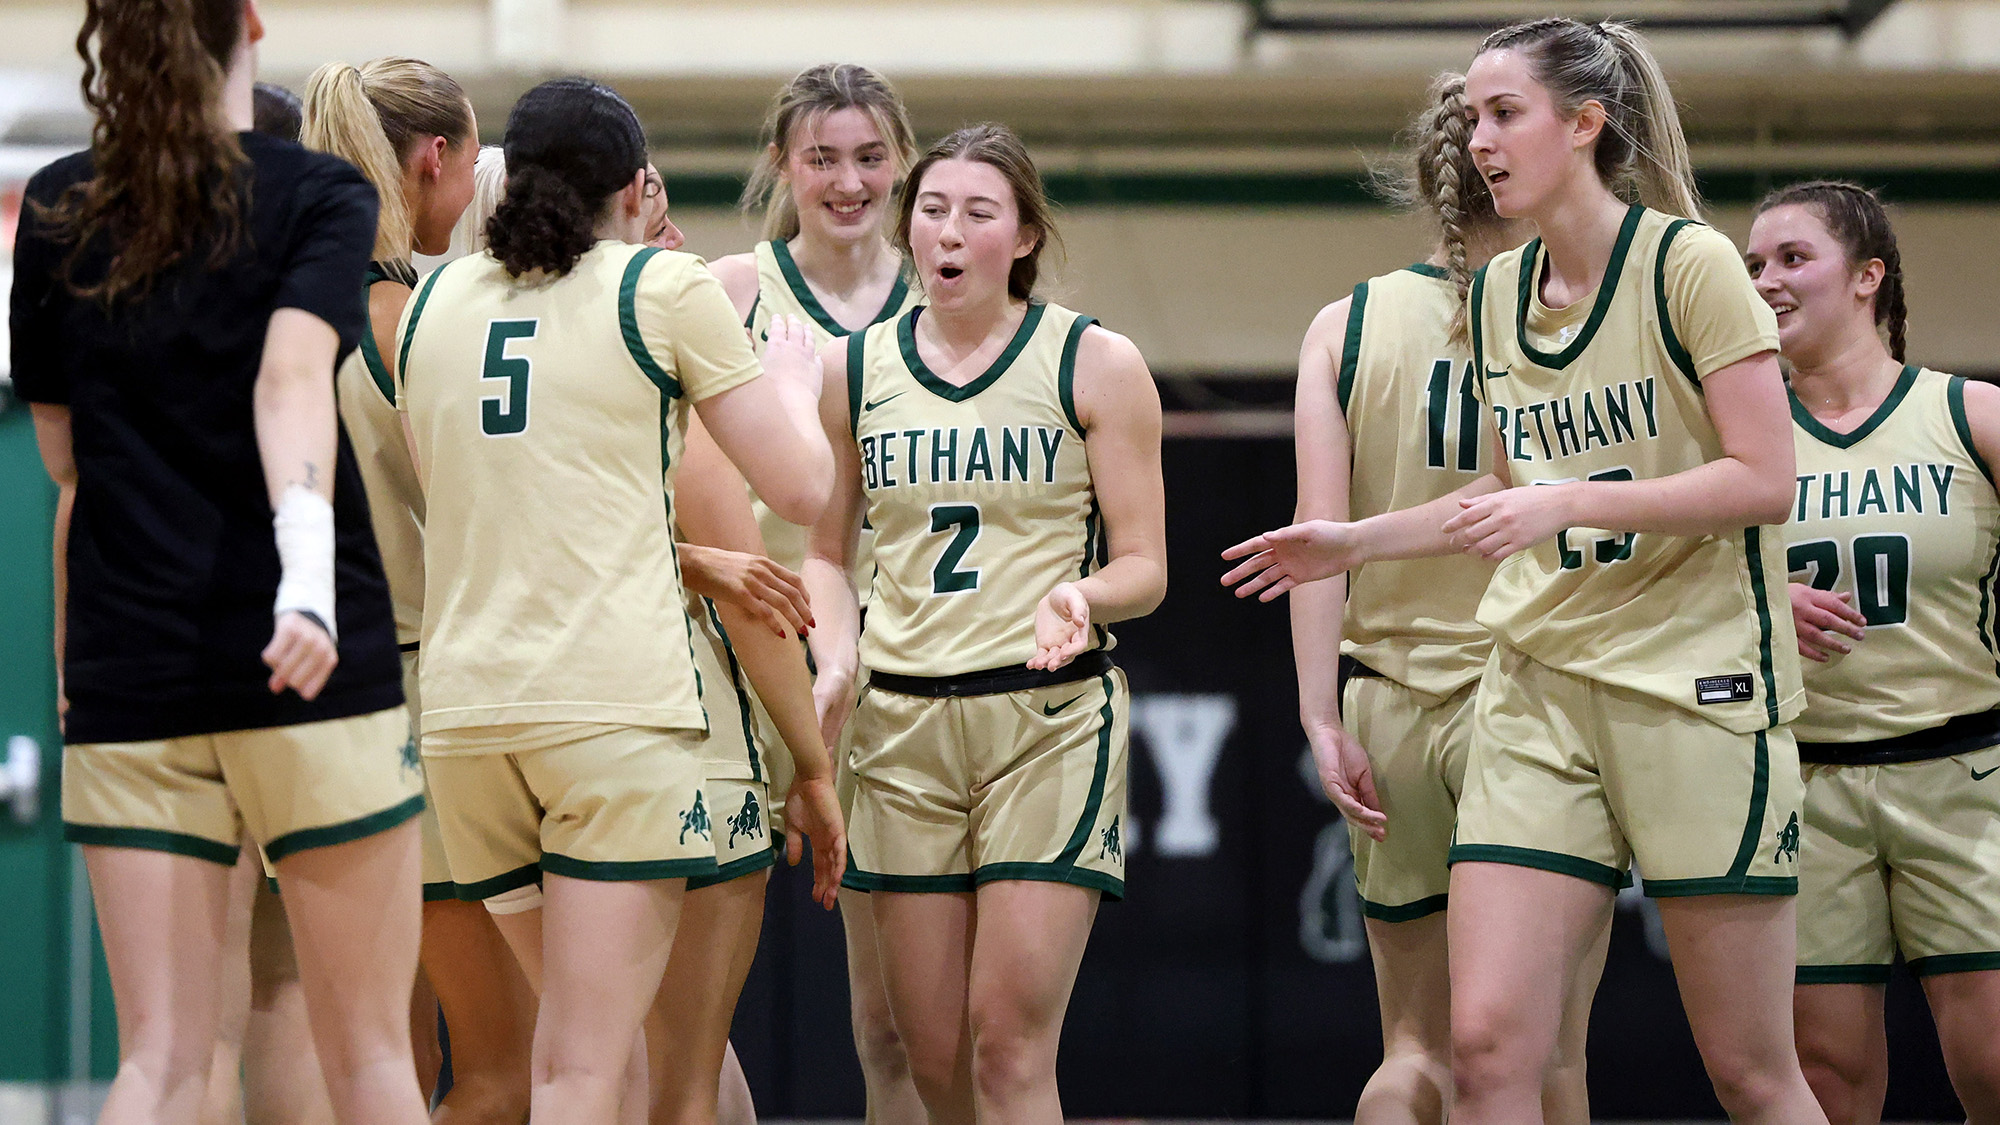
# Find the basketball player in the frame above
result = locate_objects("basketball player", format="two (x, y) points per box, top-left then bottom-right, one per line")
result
(1288, 72), (1603, 1125)
(15, 2), (429, 1121)
(395, 77), (837, 1124)
(1748, 180), (2000, 1125)
(1226, 19), (1826, 1123)
(709, 62), (924, 1124)
(808, 123), (1166, 1125)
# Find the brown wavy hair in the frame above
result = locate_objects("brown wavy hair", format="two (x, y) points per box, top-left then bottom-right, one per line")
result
(39, 0), (248, 303)
(1755, 181), (1909, 362)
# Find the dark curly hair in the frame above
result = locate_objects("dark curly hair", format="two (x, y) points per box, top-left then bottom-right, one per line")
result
(486, 77), (647, 278)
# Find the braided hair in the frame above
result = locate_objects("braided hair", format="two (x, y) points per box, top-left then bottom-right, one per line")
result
(1371, 72), (1499, 341)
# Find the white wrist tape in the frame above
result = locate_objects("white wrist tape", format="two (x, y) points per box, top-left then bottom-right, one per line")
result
(272, 484), (338, 643)
(484, 883), (545, 916)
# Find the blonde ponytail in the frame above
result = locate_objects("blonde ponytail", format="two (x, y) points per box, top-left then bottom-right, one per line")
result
(303, 62), (412, 260)
(301, 57), (471, 262)
(1597, 22), (1701, 220)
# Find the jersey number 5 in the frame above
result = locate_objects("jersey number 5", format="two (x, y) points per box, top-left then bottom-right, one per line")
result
(929, 503), (982, 594)
(1788, 534), (1911, 626)
(481, 319), (538, 436)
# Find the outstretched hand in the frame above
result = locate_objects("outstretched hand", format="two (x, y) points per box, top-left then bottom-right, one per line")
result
(1029, 583), (1092, 671)
(1220, 520), (1361, 601)
(1791, 583), (1866, 662)
(785, 775), (847, 910)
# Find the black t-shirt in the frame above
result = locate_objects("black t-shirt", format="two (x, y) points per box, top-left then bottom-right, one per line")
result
(9, 131), (404, 742)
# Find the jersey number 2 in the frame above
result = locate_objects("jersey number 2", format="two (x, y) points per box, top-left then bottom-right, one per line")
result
(1788, 535), (1911, 626)
(481, 319), (538, 436)
(930, 503), (981, 594)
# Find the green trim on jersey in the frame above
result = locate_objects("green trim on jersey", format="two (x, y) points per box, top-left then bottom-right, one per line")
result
(845, 331), (867, 434)
(1448, 842), (1630, 889)
(1745, 527), (1783, 728)
(1336, 281), (1368, 415)
(842, 866), (975, 893)
(703, 597), (765, 782)
(973, 861), (1125, 899)
(1513, 203), (1644, 370)
(397, 258), (452, 386)
(1057, 315), (1099, 434)
(1654, 219), (1702, 387)
(422, 881), (458, 903)
(685, 846), (777, 890)
(1403, 262), (1449, 280)
(771, 238), (912, 337)
(265, 794), (425, 863)
(1791, 364), (1919, 449)
(62, 824), (240, 866)
(1949, 375), (1997, 486)
(358, 312), (396, 405)
(620, 247), (681, 399)
(1469, 264), (1490, 389)
(743, 291), (759, 330)
(900, 304), (1048, 403)
(1797, 964), (1894, 985)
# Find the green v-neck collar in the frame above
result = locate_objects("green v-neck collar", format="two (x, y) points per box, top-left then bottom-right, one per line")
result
(1790, 365), (1920, 449)
(899, 304), (1047, 403)
(1514, 203), (1644, 370)
(772, 239), (910, 337)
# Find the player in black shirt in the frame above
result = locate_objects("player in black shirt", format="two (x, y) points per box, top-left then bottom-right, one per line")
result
(8, 2), (430, 1122)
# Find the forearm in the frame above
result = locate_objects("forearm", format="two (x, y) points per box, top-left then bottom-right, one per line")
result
(710, 598), (831, 782)
(803, 556), (862, 686)
(1355, 475), (1504, 561)
(1290, 573), (1346, 734)
(253, 361), (338, 506)
(51, 485), (73, 672)
(1556, 456), (1792, 537)
(1074, 554), (1167, 624)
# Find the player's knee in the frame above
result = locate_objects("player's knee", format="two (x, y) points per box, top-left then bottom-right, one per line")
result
(968, 1025), (1050, 1107)
(1450, 1009), (1545, 1097)
(436, 1067), (532, 1124)
(1702, 1047), (1801, 1117)
(1939, 1037), (2000, 1116)
(1361, 1046), (1451, 1119)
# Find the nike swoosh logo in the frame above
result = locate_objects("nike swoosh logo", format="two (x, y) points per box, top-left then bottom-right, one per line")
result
(1973, 765), (1999, 781)
(1043, 694), (1087, 716)
(1484, 367), (1510, 380)
(863, 392), (906, 412)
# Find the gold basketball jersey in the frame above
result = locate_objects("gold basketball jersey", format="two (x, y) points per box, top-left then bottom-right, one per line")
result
(397, 241), (761, 733)
(336, 261), (425, 647)
(1340, 264), (1496, 701)
(747, 239), (918, 574)
(1472, 205), (1802, 733)
(1787, 367), (2000, 741)
(686, 590), (779, 781)
(849, 303), (1105, 678)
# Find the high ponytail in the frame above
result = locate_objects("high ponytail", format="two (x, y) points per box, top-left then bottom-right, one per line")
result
(1479, 18), (1701, 220)
(39, 0), (246, 303)
(301, 57), (471, 262)
(1370, 71), (1499, 341)
(1755, 180), (1909, 362)
(303, 64), (411, 260)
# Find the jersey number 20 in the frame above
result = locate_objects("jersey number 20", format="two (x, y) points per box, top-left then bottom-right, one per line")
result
(481, 319), (537, 436)
(1788, 535), (1911, 626)
(929, 503), (982, 594)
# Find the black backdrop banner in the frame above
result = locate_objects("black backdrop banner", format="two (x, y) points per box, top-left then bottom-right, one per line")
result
(730, 436), (1962, 1121)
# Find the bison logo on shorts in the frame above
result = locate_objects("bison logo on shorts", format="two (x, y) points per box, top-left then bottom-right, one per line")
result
(727, 790), (764, 847)
(1099, 815), (1122, 862)
(679, 791), (711, 844)
(1773, 811), (1800, 864)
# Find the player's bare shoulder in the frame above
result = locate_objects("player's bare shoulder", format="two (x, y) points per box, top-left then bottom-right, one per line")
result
(708, 251), (761, 320)
(1071, 322), (1159, 431)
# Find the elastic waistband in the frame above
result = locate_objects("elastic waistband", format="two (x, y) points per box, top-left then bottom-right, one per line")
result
(1799, 706), (2000, 766)
(1340, 654), (1385, 683)
(869, 651), (1114, 698)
